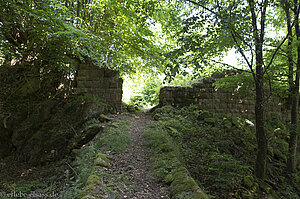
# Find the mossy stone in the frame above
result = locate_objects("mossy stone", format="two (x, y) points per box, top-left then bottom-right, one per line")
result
(125, 165), (134, 171)
(11, 95), (110, 165)
(169, 167), (208, 199)
(81, 175), (111, 198)
(110, 123), (119, 128)
(94, 153), (109, 168)
(99, 114), (112, 122)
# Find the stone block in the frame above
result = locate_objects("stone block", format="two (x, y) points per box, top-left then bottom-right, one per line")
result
(79, 63), (99, 70)
(215, 88), (227, 93)
(85, 81), (102, 88)
(213, 99), (221, 104)
(77, 70), (104, 80)
(109, 82), (119, 89)
(75, 88), (88, 93)
(104, 69), (119, 77)
(76, 76), (87, 81)
(192, 82), (206, 88)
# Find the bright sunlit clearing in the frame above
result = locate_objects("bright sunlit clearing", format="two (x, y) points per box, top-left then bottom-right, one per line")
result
(223, 49), (238, 67)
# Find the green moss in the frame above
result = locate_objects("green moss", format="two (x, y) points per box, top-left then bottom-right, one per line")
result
(99, 114), (112, 122)
(94, 153), (109, 168)
(81, 175), (111, 198)
(144, 124), (209, 199)
(127, 104), (139, 113)
(125, 165), (134, 171)
(98, 120), (131, 153)
(170, 167), (208, 198)
(110, 122), (119, 128)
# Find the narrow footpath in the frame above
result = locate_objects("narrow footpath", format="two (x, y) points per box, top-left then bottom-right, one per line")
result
(106, 112), (169, 199)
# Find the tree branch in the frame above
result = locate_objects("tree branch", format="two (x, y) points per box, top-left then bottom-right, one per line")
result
(231, 31), (256, 80)
(183, 0), (217, 15)
(264, 19), (296, 74)
(209, 59), (251, 73)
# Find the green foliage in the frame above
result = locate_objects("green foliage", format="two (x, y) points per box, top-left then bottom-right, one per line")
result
(144, 123), (209, 198)
(83, 118), (100, 128)
(214, 72), (255, 98)
(0, 0), (168, 75)
(98, 120), (130, 153)
(128, 83), (161, 108)
(61, 118), (130, 198)
(61, 136), (105, 199)
(151, 105), (300, 198)
(125, 75), (162, 108)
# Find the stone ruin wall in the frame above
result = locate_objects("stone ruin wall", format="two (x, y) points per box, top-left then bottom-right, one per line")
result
(75, 63), (123, 110)
(159, 78), (296, 121)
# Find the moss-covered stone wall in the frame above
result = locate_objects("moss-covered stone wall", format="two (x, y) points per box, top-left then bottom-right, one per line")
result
(75, 63), (123, 111)
(159, 77), (297, 121)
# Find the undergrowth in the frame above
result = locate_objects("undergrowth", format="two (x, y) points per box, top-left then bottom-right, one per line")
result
(98, 120), (131, 153)
(60, 119), (130, 198)
(151, 105), (300, 199)
(144, 123), (209, 199)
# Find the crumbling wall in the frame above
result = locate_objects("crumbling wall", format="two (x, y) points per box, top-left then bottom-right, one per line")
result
(75, 63), (123, 111)
(159, 77), (293, 120)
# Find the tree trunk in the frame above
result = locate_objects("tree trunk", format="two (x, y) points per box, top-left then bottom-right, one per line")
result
(282, 0), (294, 105)
(77, 0), (81, 17)
(287, 3), (300, 172)
(248, 0), (268, 180)
(254, 46), (267, 179)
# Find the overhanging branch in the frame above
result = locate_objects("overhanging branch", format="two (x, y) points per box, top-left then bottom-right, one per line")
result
(264, 19), (296, 74)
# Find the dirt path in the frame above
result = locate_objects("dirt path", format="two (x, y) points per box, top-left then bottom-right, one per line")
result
(107, 112), (169, 199)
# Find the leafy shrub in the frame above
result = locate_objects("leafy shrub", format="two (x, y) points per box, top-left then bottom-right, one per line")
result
(128, 80), (161, 108)
(150, 105), (299, 198)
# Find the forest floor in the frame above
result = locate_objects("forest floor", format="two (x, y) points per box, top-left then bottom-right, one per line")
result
(0, 111), (170, 199)
(102, 111), (169, 198)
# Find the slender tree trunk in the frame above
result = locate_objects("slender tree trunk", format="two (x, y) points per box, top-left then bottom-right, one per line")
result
(282, 0), (294, 105)
(287, 3), (300, 172)
(77, 0), (81, 17)
(248, 0), (268, 180)
(255, 45), (267, 179)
